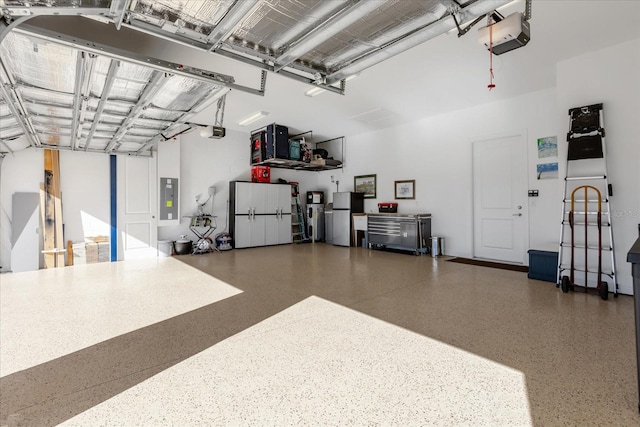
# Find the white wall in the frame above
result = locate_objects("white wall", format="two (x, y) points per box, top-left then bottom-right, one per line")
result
(313, 88), (559, 259)
(156, 128), (318, 243)
(0, 149), (43, 272)
(0, 149), (111, 272)
(59, 151), (111, 242)
(556, 38), (640, 295)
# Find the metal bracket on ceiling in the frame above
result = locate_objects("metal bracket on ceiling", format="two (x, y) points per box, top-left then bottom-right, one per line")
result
(215, 95), (226, 127)
(452, 13), (486, 38)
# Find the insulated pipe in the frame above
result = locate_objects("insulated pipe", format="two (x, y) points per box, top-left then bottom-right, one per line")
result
(274, 0), (386, 72)
(271, 0), (350, 52)
(326, 0), (511, 84)
(207, 0), (262, 50)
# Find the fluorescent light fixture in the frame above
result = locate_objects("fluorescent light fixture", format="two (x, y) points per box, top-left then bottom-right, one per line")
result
(305, 74), (358, 97)
(238, 111), (269, 126)
(305, 87), (326, 97)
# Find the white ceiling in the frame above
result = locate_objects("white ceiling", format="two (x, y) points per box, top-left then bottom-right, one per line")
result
(2, 0), (639, 149)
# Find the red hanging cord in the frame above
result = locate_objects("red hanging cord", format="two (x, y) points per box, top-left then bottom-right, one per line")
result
(488, 22), (495, 91)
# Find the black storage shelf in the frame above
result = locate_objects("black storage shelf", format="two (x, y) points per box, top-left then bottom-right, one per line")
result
(253, 158), (342, 171)
(250, 127), (343, 172)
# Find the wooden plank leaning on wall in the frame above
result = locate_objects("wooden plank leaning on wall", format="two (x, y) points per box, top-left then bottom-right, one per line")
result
(42, 149), (64, 268)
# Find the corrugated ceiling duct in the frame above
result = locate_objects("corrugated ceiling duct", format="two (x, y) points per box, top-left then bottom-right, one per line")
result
(273, 0), (387, 71)
(322, 2), (448, 70)
(132, 0), (227, 35)
(327, 0), (511, 83)
(270, 0), (351, 52)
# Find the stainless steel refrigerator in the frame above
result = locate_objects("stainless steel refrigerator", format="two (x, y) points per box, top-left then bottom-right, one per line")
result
(332, 192), (364, 246)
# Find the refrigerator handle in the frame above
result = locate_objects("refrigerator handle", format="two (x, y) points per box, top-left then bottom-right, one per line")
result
(247, 207), (251, 221)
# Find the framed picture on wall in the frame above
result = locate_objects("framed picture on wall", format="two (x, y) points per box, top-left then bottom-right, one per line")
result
(394, 180), (415, 200)
(354, 174), (376, 199)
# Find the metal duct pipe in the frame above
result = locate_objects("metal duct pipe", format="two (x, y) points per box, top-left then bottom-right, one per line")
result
(271, 0), (350, 52)
(274, 0), (386, 72)
(326, 0), (511, 84)
(324, 3), (448, 70)
(207, 0), (262, 50)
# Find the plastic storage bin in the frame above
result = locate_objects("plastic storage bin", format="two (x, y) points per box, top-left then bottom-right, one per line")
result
(528, 249), (558, 282)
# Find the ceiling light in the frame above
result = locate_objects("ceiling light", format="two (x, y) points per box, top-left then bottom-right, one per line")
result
(238, 111), (269, 126)
(305, 87), (326, 97)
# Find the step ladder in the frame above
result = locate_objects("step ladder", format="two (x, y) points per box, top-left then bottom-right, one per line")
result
(290, 182), (308, 243)
(556, 103), (618, 299)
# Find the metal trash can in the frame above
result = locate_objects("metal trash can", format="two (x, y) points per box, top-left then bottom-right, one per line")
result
(430, 237), (444, 257)
(157, 240), (174, 257)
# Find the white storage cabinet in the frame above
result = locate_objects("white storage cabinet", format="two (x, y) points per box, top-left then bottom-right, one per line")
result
(229, 181), (292, 248)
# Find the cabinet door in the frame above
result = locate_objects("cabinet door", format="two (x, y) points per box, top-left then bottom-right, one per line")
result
(251, 215), (266, 247)
(264, 184), (280, 214)
(265, 215), (279, 246)
(234, 214), (253, 248)
(234, 214), (266, 248)
(235, 182), (254, 215)
(278, 214), (292, 244)
(236, 182), (268, 215)
(279, 185), (292, 214)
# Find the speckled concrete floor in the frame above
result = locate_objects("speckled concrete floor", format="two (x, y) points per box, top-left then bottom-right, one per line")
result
(1, 243), (638, 426)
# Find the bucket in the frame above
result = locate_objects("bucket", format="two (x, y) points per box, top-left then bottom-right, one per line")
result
(430, 237), (444, 257)
(174, 235), (192, 255)
(157, 240), (174, 257)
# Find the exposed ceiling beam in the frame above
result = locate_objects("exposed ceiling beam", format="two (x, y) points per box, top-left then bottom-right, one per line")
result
(1, 6), (112, 18)
(14, 22), (266, 97)
(134, 85), (231, 155)
(206, 0), (261, 51)
(70, 52), (96, 151)
(105, 70), (168, 153)
(0, 62), (42, 148)
(85, 59), (120, 151)
(326, 0), (511, 84)
(273, 0), (384, 73)
(109, 0), (130, 30)
(214, 48), (345, 95)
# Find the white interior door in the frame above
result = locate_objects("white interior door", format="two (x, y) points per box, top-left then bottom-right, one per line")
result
(473, 132), (528, 263)
(117, 156), (157, 260)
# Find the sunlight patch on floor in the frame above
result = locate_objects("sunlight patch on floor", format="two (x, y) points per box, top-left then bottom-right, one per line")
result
(0, 257), (242, 376)
(63, 296), (532, 426)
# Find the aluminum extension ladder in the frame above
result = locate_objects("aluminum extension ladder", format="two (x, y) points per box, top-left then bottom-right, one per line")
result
(556, 103), (618, 299)
(290, 182), (308, 243)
